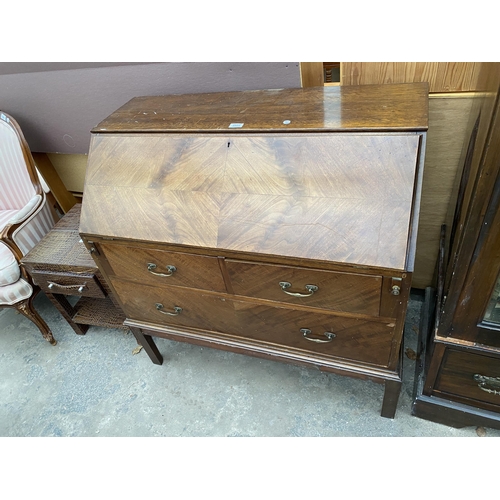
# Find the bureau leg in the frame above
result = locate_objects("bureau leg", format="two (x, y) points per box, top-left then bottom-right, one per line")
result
(130, 327), (163, 365)
(381, 379), (402, 418)
(47, 293), (89, 335)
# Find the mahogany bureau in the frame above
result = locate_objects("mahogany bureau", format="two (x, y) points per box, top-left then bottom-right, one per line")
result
(79, 84), (428, 418)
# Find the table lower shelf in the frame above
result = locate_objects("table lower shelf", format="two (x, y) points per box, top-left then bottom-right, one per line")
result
(46, 291), (127, 334)
(73, 296), (127, 330)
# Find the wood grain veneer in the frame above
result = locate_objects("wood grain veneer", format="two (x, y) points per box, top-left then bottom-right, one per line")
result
(110, 277), (395, 367)
(341, 63), (482, 93)
(225, 260), (382, 316)
(100, 243), (227, 293)
(93, 85), (428, 133)
(80, 133), (421, 270)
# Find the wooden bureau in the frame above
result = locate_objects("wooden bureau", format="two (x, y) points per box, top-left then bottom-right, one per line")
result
(79, 84), (428, 418)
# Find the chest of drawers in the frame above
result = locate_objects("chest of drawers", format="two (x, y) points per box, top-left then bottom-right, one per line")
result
(79, 84), (428, 418)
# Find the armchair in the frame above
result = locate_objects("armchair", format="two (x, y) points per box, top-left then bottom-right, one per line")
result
(0, 111), (58, 344)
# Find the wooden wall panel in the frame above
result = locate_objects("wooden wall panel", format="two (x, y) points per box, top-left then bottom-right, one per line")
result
(299, 62), (325, 87)
(341, 63), (482, 93)
(46, 153), (88, 195)
(32, 153), (78, 213)
(412, 93), (481, 288)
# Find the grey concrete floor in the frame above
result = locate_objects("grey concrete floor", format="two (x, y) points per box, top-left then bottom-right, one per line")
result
(1, 289), (500, 437)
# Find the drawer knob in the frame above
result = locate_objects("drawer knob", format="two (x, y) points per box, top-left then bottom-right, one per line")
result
(300, 328), (335, 343)
(147, 263), (177, 277)
(279, 281), (318, 297)
(155, 303), (182, 316)
(391, 277), (402, 296)
(473, 374), (500, 396)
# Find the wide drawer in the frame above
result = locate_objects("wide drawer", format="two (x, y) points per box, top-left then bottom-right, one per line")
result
(111, 278), (396, 367)
(226, 259), (382, 316)
(31, 270), (106, 298)
(435, 349), (500, 408)
(100, 242), (227, 293)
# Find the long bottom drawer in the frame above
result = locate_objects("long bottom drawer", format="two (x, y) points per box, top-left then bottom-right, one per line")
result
(111, 278), (397, 367)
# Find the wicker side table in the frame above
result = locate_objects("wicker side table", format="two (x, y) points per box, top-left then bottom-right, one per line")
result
(21, 204), (126, 335)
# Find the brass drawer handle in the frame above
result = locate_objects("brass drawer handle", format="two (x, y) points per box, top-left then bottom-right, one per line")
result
(300, 328), (335, 343)
(48, 281), (86, 293)
(155, 303), (182, 316)
(147, 263), (177, 277)
(473, 374), (500, 395)
(279, 281), (318, 297)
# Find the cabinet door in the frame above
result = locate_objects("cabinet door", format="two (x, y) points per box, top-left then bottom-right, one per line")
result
(444, 155), (500, 347)
(437, 69), (500, 348)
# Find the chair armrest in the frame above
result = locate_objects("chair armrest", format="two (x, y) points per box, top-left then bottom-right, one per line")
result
(7, 195), (42, 225)
(0, 194), (44, 260)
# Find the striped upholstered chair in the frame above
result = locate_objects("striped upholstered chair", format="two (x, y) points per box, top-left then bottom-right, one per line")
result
(0, 111), (58, 345)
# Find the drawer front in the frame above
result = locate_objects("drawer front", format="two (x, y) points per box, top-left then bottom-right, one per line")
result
(100, 243), (227, 293)
(111, 278), (395, 367)
(226, 259), (382, 316)
(32, 271), (106, 298)
(435, 349), (500, 408)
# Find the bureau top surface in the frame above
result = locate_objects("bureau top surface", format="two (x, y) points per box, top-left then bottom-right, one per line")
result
(81, 85), (427, 271)
(93, 84), (428, 133)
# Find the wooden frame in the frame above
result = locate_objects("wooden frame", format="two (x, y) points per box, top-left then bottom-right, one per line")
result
(299, 62), (484, 93)
(0, 112), (56, 345)
(412, 63), (500, 428)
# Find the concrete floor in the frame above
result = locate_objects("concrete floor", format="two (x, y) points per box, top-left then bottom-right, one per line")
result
(1, 289), (500, 437)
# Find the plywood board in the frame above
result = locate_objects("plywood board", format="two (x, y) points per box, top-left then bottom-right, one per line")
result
(47, 153), (88, 194)
(412, 93), (482, 288)
(300, 62), (325, 87)
(32, 153), (78, 213)
(341, 63), (482, 93)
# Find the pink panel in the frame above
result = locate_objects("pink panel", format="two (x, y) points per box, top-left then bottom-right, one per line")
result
(0, 118), (36, 210)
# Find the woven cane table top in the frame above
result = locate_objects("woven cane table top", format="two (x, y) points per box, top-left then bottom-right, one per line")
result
(22, 204), (96, 272)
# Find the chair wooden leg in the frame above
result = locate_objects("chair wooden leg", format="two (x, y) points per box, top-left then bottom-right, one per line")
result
(16, 293), (57, 345)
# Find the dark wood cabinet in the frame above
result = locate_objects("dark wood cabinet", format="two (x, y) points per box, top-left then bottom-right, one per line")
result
(412, 63), (500, 428)
(79, 84), (428, 418)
